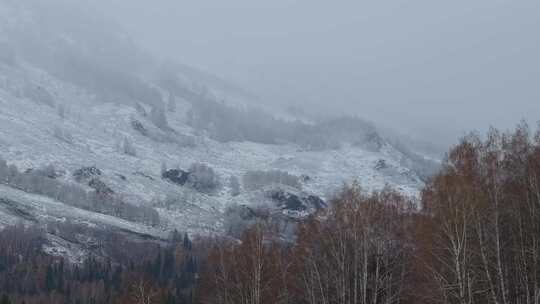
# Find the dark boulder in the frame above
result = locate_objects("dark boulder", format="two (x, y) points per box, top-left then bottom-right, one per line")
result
(306, 195), (327, 209)
(88, 178), (114, 196)
(268, 189), (326, 212)
(162, 169), (190, 185)
(73, 166), (102, 182)
(374, 159), (388, 170)
(270, 190), (306, 211)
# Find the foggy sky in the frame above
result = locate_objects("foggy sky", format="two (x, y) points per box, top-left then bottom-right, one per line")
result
(87, 0), (540, 145)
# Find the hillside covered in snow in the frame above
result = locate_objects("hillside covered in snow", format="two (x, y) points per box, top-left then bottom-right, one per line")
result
(0, 0), (438, 258)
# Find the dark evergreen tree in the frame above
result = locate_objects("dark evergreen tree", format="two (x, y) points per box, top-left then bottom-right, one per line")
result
(183, 233), (192, 250)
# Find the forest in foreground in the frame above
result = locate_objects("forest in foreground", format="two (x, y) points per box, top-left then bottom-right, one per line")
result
(1, 122), (540, 304)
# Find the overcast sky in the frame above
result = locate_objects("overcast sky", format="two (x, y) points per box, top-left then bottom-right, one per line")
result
(87, 0), (540, 145)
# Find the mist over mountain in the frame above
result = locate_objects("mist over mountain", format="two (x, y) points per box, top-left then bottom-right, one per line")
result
(0, 1), (538, 303)
(0, 0), (436, 239)
(84, 0), (540, 147)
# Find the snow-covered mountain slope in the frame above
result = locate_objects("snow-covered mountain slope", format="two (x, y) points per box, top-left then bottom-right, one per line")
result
(0, 0), (433, 247)
(0, 66), (423, 228)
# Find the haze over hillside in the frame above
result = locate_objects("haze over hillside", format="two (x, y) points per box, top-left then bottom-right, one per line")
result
(87, 0), (540, 146)
(0, 0), (436, 243)
(1, 1), (540, 303)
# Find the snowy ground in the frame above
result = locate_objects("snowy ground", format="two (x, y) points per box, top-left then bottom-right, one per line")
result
(0, 59), (423, 237)
(0, 1), (428, 261)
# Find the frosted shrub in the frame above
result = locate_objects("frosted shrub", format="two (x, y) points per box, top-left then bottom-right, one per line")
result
(242, 170), (301, 191)
(188, 163), (220, 193)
